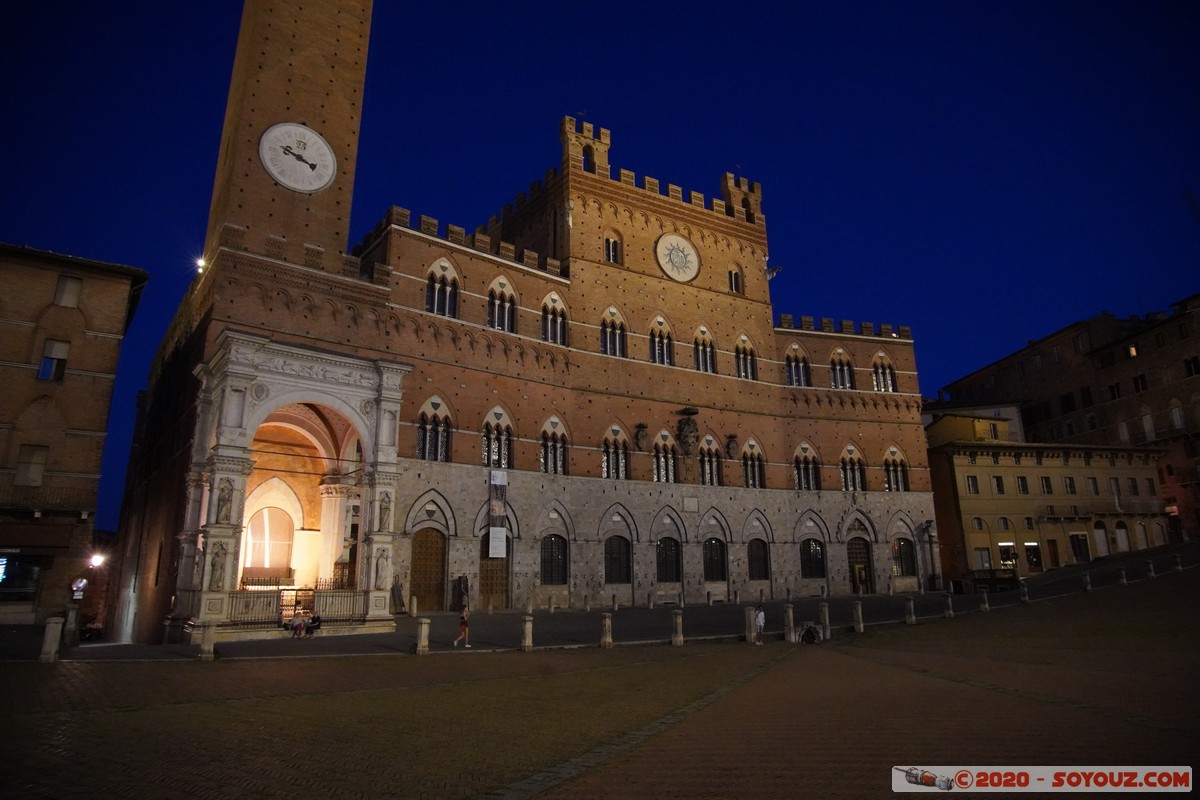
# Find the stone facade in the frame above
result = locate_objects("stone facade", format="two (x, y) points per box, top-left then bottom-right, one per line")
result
(115, 0), (938, 644)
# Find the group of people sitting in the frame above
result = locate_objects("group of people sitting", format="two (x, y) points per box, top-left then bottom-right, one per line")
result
(286, 612), (322, 638)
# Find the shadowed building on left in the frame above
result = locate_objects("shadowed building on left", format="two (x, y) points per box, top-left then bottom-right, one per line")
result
(0, 244), (146, 627)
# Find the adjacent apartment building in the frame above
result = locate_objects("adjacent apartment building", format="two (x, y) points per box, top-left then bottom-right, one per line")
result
(0, 244), (146, 625)
(927, 412), (1170, 590)
(114, 0), (938, 644)
(932, 296), (1200, 543)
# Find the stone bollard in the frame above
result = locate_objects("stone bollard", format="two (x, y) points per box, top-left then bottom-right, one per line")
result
(678, 591), (685, 608)
(980, 589), (990, 613)
(416, 617), (430, 655)
(1083, 571), (1092, 591)
(487, 599), (494, 615)
(648, 592), (655, 610)
(707, 591), (713, 607)
(905, 597), (916, 625)
(527, 598), (534, 615)
(744, 606), (756, 644)
(944, 592), (954, 619)
(39, 616), (65, 663)
(819, 602), (831, 641)
(734, 589), (740, 605)
(1174, 554), (1183, 573)
(63, 606), (80, 649)
(584, 595), (591, 613)
(852, 600), (864, 634)
(1146, 560), (1156, 579)
(612, 594), (619, 612)
(600, 612), (613, 649)
(759, 588), (765, 604)
(521, 615), (534, 652)
(548, 597), (555, 614)
(784, 604), (795, 643)
(1019, 580), (1030, 605)
(786, 586), (792, 601)
(1119, 568), (1127, 585)
(199, 622), (217, 662)
(671, 609), (684, 646)
(409, 596), (418, 618)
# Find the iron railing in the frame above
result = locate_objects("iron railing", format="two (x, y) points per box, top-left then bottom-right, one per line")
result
(225, 588), (368, 627)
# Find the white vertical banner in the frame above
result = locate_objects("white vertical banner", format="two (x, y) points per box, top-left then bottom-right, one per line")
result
(489, 470), (507, 558)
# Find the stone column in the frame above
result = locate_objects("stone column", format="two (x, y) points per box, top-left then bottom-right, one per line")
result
(905, 597), (916, 625)
(671, 609), (684, 646)
(819, 602), (831, 641)
(521, 615), (534, 652)
(600, 613), (613, 648)
(853, 600), (864, 633)
(319, 482), (356, 583)
(783, 604), (795, 643)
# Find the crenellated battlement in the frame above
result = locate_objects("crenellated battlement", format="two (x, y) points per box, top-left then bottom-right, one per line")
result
(776, 313), (913, 341)
(559, 116), (765, 228)
(352, 206), (568, 279)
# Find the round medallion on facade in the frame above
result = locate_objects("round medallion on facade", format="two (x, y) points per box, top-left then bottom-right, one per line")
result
(655, 233), (700, 282)
(258, 122), (337, 193)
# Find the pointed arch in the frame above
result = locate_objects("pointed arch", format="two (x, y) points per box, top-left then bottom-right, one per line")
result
(651, 506), (688, 544)
(403, 489), (457, 538)
(741, 509), (774, 544)
(599, 502), (639, 542)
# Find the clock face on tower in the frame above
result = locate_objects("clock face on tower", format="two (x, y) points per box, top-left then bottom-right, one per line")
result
(655, 233), (700, 282)
(258, 122), (337, 193)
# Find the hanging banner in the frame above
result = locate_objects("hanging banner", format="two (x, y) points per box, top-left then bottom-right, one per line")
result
(488, 470), (507, 558)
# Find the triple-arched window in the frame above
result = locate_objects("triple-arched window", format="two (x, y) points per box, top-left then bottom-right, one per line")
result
(786, 353), (811, 387)
(481, 418), (513, 469)
(416, 411), (452, 462)
(872, 357), (897, 392)
(487, 287), (516, 333)
(840, 454), (867, 491)
(541, 301), (568, 345)
(600, 318), (628, 357)
(883, 457), (909, 492)
(734, 343), (758, 380)
(649, 329), (674, 365)
(698, 442), (722, 486)
(830, 353), (855, 389)
(794, 454), (821, 491)
(652, 437), (679, 483)
(694, 333), (717, 374)
(540, 419), (568, 475)
(742, 446), (766, 488)
(601, 431), (630, 479)
(425, 273), (458, 318)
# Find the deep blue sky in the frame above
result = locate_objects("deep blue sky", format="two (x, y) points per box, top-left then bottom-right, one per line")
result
(3, 2), (1198, 530)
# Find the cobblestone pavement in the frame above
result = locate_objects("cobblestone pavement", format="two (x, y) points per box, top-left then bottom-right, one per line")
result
(1, 555), (1196, 799)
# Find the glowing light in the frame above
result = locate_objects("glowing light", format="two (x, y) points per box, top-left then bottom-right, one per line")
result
(90, 554), (106, 568)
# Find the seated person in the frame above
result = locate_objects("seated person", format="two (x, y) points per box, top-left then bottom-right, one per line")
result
(290, 612), (307, 638)
(305, 615), (322, 638)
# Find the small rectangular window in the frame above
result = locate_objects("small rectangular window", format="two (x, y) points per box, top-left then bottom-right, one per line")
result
(1064, 476), (1076, 495)
(54, 275), (82, 307)
(15, 445), (49, 486)
(1040, 476), (1053, 495)
(1017, 475), (1029, 494)
(991, 476), (1004, 495)
(966, 475), (979, 494)
(38, 340), (70, 381)
(1128, 477), (1139, 496)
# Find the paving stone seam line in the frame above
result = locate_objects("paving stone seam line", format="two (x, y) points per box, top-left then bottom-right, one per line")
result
(829, 645), (1200, 739)
(469, 647), (798, 800)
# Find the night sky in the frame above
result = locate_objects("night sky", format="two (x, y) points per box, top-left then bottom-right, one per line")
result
(3, 2), (1198, 530)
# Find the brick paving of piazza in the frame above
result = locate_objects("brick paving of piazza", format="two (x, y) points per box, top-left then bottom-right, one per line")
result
(1, 551), (1196, 800)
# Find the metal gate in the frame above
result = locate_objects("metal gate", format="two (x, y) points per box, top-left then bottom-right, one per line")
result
(411, 529), (446, 612)
(847, 537), (874, 594)
(478, 532), (510, 610)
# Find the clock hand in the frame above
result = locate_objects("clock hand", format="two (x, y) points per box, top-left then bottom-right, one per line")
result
(280, 145), (318, 170)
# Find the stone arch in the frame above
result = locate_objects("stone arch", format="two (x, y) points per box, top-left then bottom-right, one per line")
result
(698, 508), (732, 542)
(404, 490), (456, 538)
(794, 510), (830, 544)
(598, 502), (638, 541)
(740, 509), (774, 544)
(837, 510), (878, 543)
(538, 499), (577, 542)
(650, 506), (686, 544)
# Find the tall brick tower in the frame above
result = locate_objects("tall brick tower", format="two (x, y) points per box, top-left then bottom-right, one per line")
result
(203, 0), (372, 262)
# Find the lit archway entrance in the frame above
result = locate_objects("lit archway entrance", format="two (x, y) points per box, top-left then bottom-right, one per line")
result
(410, 529), (446, 612)
(242, 507), (295, 585)
(847, 536), (874, 594)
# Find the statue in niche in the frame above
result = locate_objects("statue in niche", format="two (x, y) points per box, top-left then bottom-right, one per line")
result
(677, 418), (699, 456)
(375, 547), (391, 590)
(378, 492), (392, 531)
(208, 542), (227, 591)
(215, 479), (233, 524)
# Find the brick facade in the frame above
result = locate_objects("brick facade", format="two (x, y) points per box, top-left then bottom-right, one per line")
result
(116, 0), (939, 644)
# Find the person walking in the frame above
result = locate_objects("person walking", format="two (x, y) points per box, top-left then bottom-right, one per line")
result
(453, 605), (471, 648)
(754, 604), (766, 645)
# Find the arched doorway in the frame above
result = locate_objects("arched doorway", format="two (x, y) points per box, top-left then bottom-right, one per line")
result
(847, 537), (874, 594)
(241, 402), (363, 590)
(410, 529), (446, 612)
(479, 531), (511, 610)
